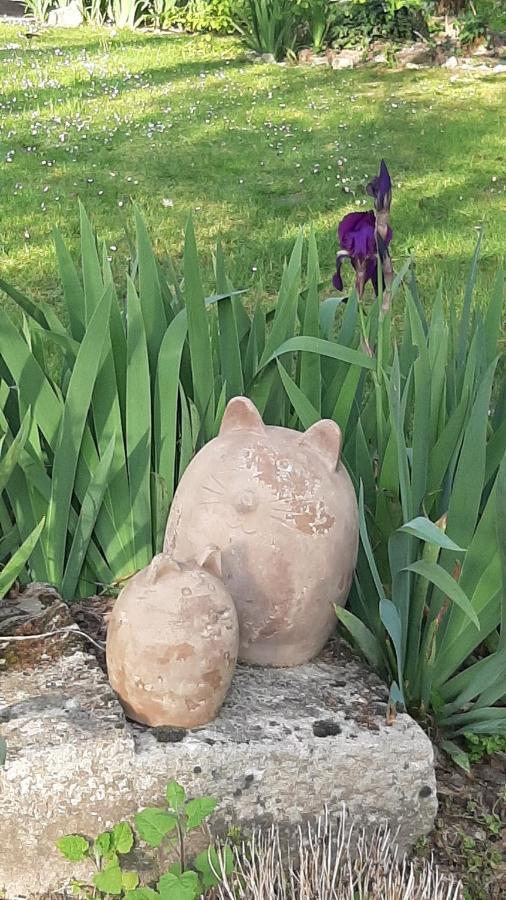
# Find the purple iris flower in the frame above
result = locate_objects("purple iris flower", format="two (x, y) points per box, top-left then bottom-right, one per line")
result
(333, 160), (394, 310)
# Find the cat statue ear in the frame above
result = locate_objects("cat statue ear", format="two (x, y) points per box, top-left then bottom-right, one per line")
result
(196, 545), (222, 579)
(146, 553), (181, 584)
(219, 396), (265, 435)
(299, 420), (342, 471)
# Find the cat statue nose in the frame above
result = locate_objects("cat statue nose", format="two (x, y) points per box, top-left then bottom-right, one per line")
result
(236, 490), (258, 513)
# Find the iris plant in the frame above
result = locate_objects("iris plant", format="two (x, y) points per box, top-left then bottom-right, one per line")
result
(333, 160), (393, 312)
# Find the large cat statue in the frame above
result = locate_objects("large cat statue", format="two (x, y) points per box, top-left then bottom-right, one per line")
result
(164, 397), (359, 667)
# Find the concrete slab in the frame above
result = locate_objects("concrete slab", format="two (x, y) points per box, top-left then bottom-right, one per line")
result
(0, 642), (437, 896)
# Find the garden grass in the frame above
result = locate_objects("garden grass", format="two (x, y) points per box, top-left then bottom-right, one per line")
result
(0, 24), (505, 314)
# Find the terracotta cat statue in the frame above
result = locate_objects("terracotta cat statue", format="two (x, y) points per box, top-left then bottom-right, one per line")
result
(164, 397), (359, 667)
(106, 548), (238, 727)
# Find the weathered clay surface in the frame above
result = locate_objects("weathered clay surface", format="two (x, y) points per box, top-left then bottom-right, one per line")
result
(106, 550), (239, 728)
(164, 398), (359, 667)
(0, 641), (437, 897)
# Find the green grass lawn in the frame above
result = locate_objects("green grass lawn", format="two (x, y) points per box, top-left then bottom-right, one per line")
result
(0, 25), (505, 313)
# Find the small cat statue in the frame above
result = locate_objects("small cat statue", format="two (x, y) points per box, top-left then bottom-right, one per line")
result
(106, 548), (238, 727)
(164, 397), (359, 667)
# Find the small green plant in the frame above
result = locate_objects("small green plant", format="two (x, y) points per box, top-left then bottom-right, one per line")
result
(57, 781), (232, 899)
(57, 821), (137, 898)
(135, 780), (233, 897)
(464, 731), (506, 762)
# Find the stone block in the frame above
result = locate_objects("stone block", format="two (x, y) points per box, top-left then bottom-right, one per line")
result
(0, 643), (437, 896)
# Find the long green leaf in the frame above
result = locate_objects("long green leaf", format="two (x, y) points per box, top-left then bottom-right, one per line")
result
(135, 206), (167, 374)
(484, 265), (504, 366)
(406, 294), (430, 514)
(79, 201), (104, 323)
(262, 336), (375, 371)
(154, 310), (187, 505)
(259, 231), (303, 367)
(61, 434), (116, 599)
(299, 229), (321, 415)
(426, 390), (469, 509)
(358, 483), (384, 602)
(388, 349), (413, 522)
(0, 411), (32, 494)
(0, 517), (45, 598)
(44, 287), (112, 586)
(405, 560), (480, 629)
(335, 606), (384, 671)
(444, 359), (497, 550)
(485, 417), (506, 486)
(379, 598), (405, 705)
(184, 216), (215, 435)
(440, 648), (506, 706)
(276, 361), (319, 430)
(496, 451), (506, 649)
(435, 481), (501, 683)
(0, 276), (67, 337)
(399, 517), (464, 552)
(215, 242), (244, 400)
(456, 229), (482, 378)
(126, 278), (152, 569)
(0, 308), (62, 447)
(440, 707), (506, 734)
(53, 228), (86, 341)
